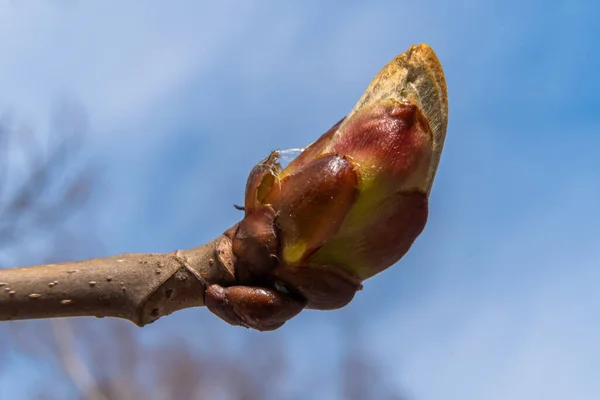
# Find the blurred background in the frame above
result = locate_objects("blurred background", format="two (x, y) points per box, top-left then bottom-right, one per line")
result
(1, 1), (599, 399)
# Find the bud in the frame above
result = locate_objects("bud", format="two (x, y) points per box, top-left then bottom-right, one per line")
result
(230, 43), (448, 310)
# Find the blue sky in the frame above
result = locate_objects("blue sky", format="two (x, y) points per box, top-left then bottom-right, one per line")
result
(1, 1), (600, 399)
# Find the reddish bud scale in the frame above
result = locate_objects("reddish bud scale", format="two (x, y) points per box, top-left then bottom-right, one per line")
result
(265, 154), (359, 264)
(328, 100), (432, 191)
(306, 99), (433, 279)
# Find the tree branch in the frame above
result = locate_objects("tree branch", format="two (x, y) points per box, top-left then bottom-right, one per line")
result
(0, 235), (236, 326)
(0, 43), (448, 329)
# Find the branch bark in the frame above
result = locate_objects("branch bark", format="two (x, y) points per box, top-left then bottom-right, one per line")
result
(0, 235), (236, 326)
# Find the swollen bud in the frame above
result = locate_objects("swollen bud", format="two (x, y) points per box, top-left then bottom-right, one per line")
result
(229, 43), (448, 309)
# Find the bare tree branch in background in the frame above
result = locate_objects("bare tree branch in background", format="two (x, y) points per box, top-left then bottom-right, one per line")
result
(0, 102), (92, 256)
(51, 320), (109, 400)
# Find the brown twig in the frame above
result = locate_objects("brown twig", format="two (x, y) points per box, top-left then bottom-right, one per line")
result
(0, 236), (236, 326)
